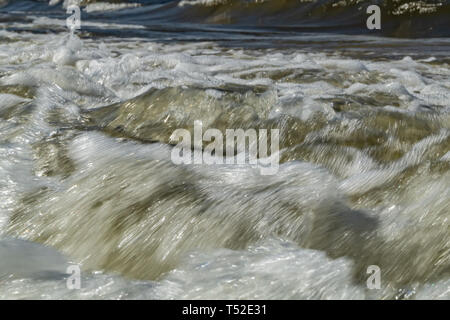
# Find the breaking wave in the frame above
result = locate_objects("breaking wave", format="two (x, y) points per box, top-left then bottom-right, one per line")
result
(0, 0), (448, 300)
(1, 0), (449, 37)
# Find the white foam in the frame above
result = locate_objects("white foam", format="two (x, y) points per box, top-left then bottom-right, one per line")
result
(84, 2), (141, 13)
(157, 240), (366, 299)
(317, 58), (368, 73)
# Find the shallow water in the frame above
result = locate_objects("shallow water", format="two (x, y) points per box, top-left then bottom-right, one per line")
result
(0, 0), (449, 300)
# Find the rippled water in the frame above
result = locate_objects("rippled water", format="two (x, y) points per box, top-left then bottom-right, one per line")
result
(0, 0), (449, 300)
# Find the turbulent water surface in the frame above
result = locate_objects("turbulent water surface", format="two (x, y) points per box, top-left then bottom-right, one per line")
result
(0, 0), (449, 299)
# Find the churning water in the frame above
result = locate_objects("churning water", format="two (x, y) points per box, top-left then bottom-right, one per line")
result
(0, 0), (448, 299)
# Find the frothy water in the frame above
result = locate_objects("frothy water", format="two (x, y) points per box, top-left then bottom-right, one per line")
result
(0, 0), (449, 300)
